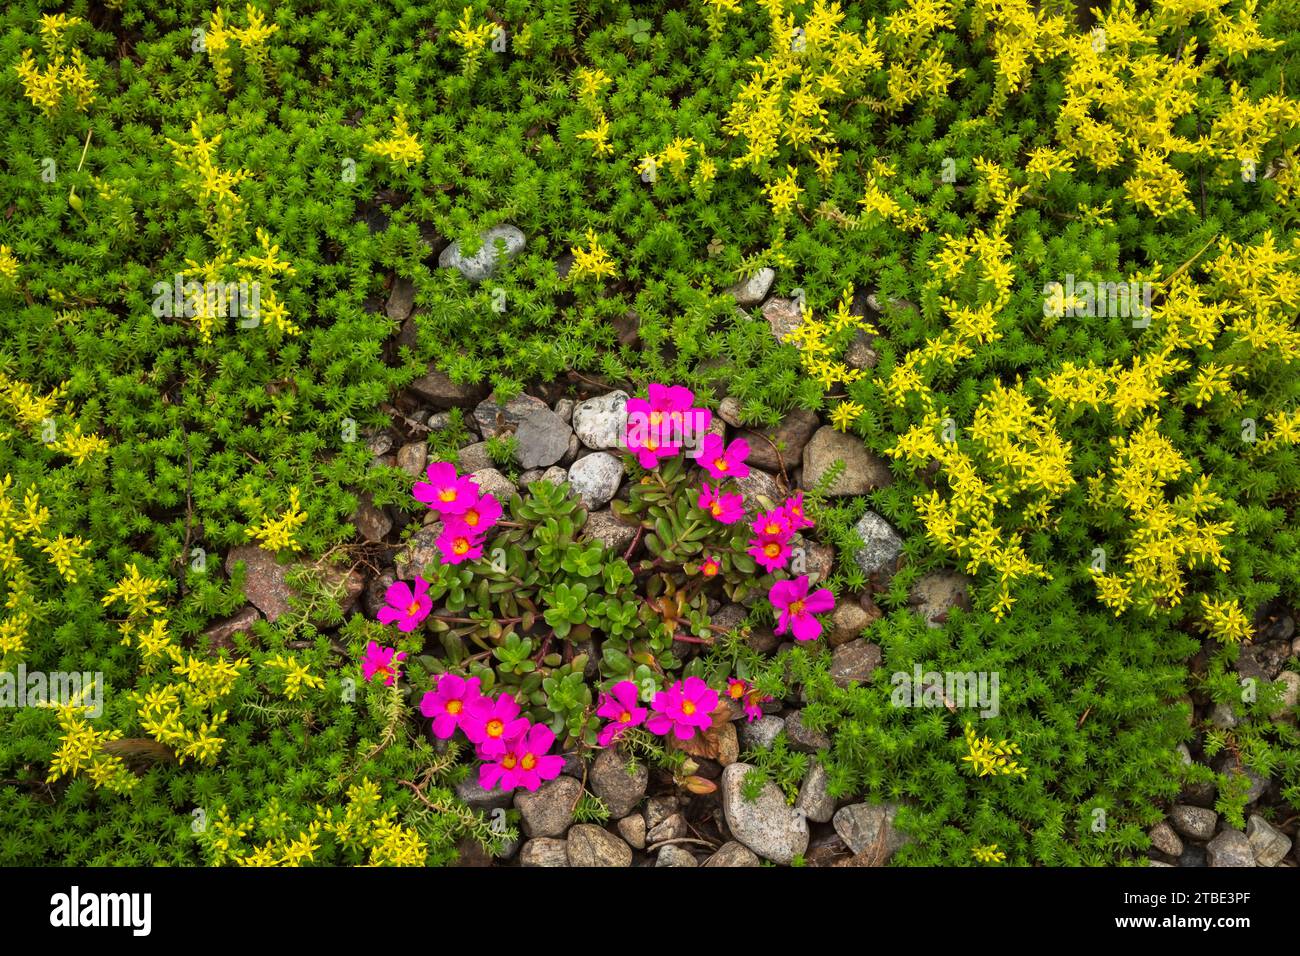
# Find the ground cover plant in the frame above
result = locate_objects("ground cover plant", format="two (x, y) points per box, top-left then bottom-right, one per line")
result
(0, 0), (1297, 868)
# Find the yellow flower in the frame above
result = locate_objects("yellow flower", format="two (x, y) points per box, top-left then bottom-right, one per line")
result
(830, 401), (864, 432)
(102, 563), (168, 619)
(569, 230), (618, 282)
(246, 486), (308, 552)
(576, 111), (614, 156)
(1199, 595), (1252, 644)
(762, 165), (802, 218)
(364, 108), (424, 169)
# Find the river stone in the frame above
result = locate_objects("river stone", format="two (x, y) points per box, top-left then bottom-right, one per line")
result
(456, 441), (493, 473)
(853, 511), (904, 580)
(833, 802), (911, 861)
(829, 602), (874, 646)
(438, 224), (525, 283)
(738, 408), (821, 473)
(199, 605), (262, 656)
(566, 824), (632, 867)
(473, 392), (548, 439)
(617, 815), (646, 850)
(519, 838), (568, 867)
(1148, 821), (1183, 857)
(740, 715), (785, 751)
(726, 268), (775, 307)
(1206, 828), (1255, 867)
(797, 761), (835, 823)
(455, 776), (513, 812)
(734, 468), (783, 517)
(568, 452), (623, 510)
(515, 407), (573, 469)
(718, 396), (744, 427)
(1169, 804), (1218, 841)
(516, 776), (581, 838)
(469, 468), (517, 503)
(554, 398), (575, 424)
(224, 546), (365, 624)
(656, 845), (699, 867)
(349, 492), (392, 543)
(844, 329), (878, 369)
(703, 841), (761, 867)
(762, 297), (803, 344)
(385, 276), (416, 321)
(831, 640), (882, 688)
(1245, 815), (1292, 867)
(397, 523), (441, 578)
(396, 441), (427, 478)
(785, 710), (830, 753)
(589, 747), (647, 818)
(909, 570), (973, 628)
(582, 509), (638, 553)
(802, 427), (892, 495)
(572, 391), (629, 450)
(646, 813), (687, 845)
(409, 367), (487, 409)
(721, 762), (809, 865)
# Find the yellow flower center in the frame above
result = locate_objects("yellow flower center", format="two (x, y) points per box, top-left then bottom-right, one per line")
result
(649, 411), (664, 426)
(729, 684), (744, 699)
(486, 719), (504, 737)
(438, 488), (457, 503)
(446, 699), (462, 715)
(764, 522), (780, 534)
(681, 700), (696, 715)
(464, 509), (479, 527)
(710, 501), (723, 516)
(521, 753), (537, 771)
(453, 537), (470, 555)
(789, 600), (805, 615)
(501, 754), (517, 769)
(646, 437), (659, 451)
(406, 601), (422, 616)
(714, 458), (729, 472)
(619, 711), (632, 723)
(703, 562), (718, 576)
(764, 542), (781, 558)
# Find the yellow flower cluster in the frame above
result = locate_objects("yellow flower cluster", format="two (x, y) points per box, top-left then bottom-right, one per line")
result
(166, 112), (251, 250)
(449, 5), (498, 76)
(14, 14), (97, 116)
(856, 159), (927, 232)
(205, 5), (279, 91)
(246, 485), (308, 552)
(1199, 595), (1253, 644)
(721, 0), (882, 213)
(785, 285), (871, 405)
(636, 136), (717, 196)
(569, 230), (618, 283)
(573, 68), (615, 158)
(961, 722), (1028, 778)
(261, 653), (324, 700)
(0, 371), (109, 464)
(364, 108), (425, 169)
(0, 245), (19, 287)
(45, 690), (136, 794)
(319, 778), (429, 867)
(972, 843), (1006, 863)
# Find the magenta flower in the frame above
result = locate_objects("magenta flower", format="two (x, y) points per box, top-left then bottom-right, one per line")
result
(436, 524), (486, 565)
(419, 672), (483, 739)
(751, 508), (794, 541)
(698, 483), (744, 524)
(413, 462), (479, 516)
(482, 722), (565, 792)
(376, 576), (433, 632)
(646, 676), (718, 740)
(699, 555), (721, 578)
(448, 490), (502, 536)
(726, 677), (769, 722)
(748, 534), (792, 572)
(596, 680), (649, 747)
(783, 492), (815, 531)
(624, 410), (680, 469)
(462, 692), (530, 757)
(769, 575), (836, 642)
(698, 433), (750, 481)
(362, 641), (407, 686)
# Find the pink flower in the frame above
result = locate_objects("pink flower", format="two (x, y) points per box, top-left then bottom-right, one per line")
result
(461, 692), (530, 757)
(626, 385), (707, 470)
(726, 677), (770, 722)
(596, 680), (648, 746)
(646, 676), (718, 740)
(376, 576), (433, 632)
(481, 722), (565, 792)
(436, 524), (486, 564)
(783, 492), (815, 531)
(769, 575), (836, 642)
(698, 434), (750, 481)
(698, 483), (744, 524)
(748, 534), (792, 572)
(413, 462), (479, 515)
(419, 672), (483, 739)
(447, 491), (502, 536)
(362, 641), (407, 686)
(751, 508), (794, 541)
(699, 555), (721, 578)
